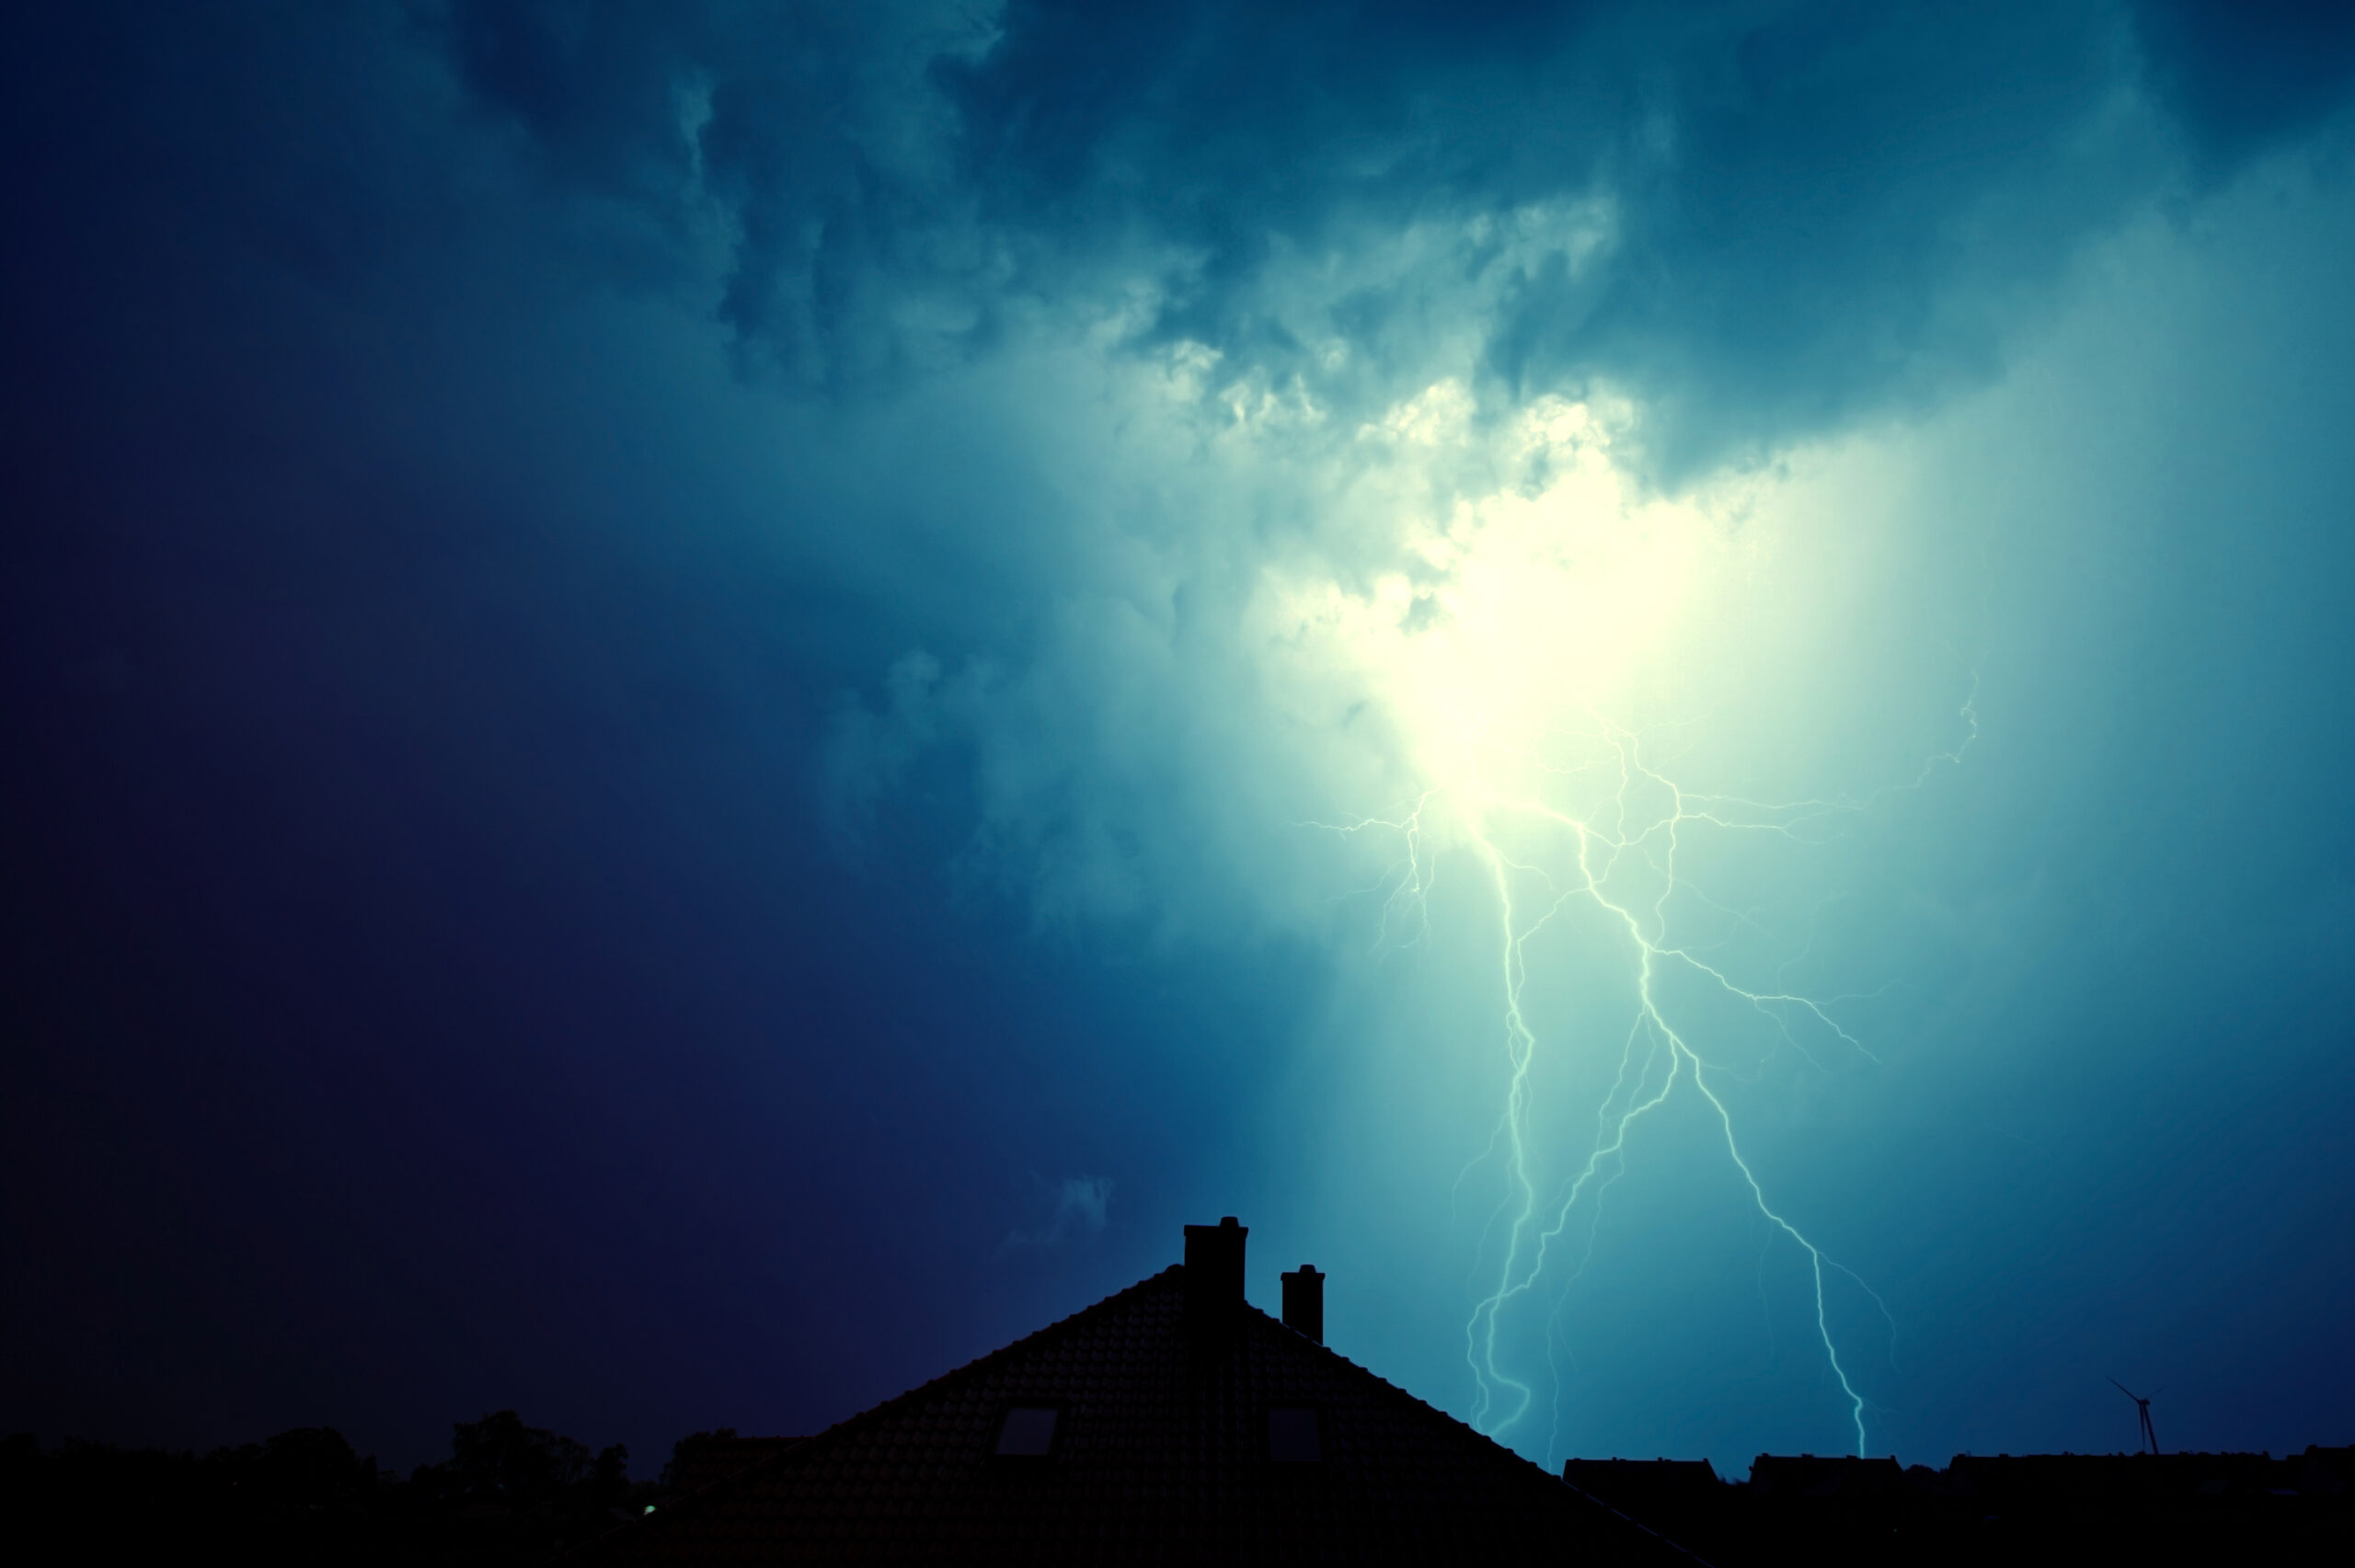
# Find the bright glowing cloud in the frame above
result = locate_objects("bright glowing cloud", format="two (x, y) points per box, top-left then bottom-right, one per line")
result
(1256, 387), (1706, 822)
(1229, 381), (1957, 1454)
(420, 0), (2355, 1468)
(13, 0), (2355, 1483)
(827, 319), (1981, 1455)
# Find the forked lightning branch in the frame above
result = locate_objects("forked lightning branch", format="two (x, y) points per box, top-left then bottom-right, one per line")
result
(1318, 695), (1971, 1459)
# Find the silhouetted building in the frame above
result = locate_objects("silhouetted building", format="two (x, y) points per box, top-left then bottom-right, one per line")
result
(574, 1218), (1671, 1564)
(1559, 1458), (1730, 1561)
(1559, 1442), (2355, 1567)
(1561, 1459), (1727, 1522)
(1745, 1452), (1904, 1501)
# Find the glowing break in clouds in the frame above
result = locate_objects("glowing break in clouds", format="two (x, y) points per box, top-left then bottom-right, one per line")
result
(1256, 381), (1972, 1456)
(829, 253), (1973, 1456)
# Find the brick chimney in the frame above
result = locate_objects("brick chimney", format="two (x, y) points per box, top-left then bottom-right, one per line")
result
(1183, 1217), (1247, 1335)
(1281, 1264), (1325, 1343)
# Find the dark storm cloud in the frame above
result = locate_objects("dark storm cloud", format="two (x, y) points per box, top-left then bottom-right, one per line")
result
(2134, 0), (2355, 166)
(423, 1), (2355, 475)
(10, 0), (2355, 1479)
(424, 0), (1005, 383)
(940, 0), (2131, 473)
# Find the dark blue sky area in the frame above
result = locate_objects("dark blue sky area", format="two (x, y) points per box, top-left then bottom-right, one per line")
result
(5, 3), (2353, 1473)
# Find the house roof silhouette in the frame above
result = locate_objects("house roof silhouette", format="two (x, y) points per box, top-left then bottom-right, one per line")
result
(578, 1220), (1674, 1564)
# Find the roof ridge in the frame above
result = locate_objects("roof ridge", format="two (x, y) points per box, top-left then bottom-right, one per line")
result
(787, 1264), (1185, 1451)
(592, 1265), (1188, 1542)
(1229, 1302), (1573, 1494)
(566, 1261), (1663, 1563)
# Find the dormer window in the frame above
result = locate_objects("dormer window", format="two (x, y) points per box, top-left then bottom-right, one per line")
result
(994, 1405), (1059, 1458)
(1269, 1407), (1321, 1463)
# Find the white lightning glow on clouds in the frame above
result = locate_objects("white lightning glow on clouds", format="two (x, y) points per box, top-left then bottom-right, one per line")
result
(821, 254), (1989, 1453)
(823, 186), (2003, 1458)
(1224, 374), (1948, 1455)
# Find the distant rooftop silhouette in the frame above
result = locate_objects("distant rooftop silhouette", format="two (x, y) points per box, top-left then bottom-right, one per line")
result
(572, 1218), (1670, 1564)
(1562, 1444), (2355, 1566)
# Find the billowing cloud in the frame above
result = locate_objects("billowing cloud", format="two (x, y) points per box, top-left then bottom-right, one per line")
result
(424, 2), (2354, 472)
(9, 0), (2353, 1475)
(407, 5), (2355, 1458)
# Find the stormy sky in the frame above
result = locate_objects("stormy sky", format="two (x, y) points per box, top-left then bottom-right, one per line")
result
(5, 2), (2352, 1474)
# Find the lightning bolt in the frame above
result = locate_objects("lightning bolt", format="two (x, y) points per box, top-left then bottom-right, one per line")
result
(1320, 684), (1972, 1459)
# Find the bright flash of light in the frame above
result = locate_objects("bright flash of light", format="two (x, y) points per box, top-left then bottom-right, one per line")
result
(1261, 386), (1965, 1457)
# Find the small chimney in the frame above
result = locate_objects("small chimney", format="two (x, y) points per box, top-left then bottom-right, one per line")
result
(1281, 1264), (1325, 1343)
(1183, 1217), (1247, 1334)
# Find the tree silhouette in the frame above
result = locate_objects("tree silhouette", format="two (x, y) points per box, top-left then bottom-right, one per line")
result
(410, 1409), (592, 1508)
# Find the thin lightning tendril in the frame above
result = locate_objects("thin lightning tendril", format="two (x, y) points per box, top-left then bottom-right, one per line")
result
(1314, 682), (1973, 1459)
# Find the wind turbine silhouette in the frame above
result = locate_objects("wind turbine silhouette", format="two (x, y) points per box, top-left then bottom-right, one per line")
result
(2108, 1378), (2160, 1455)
